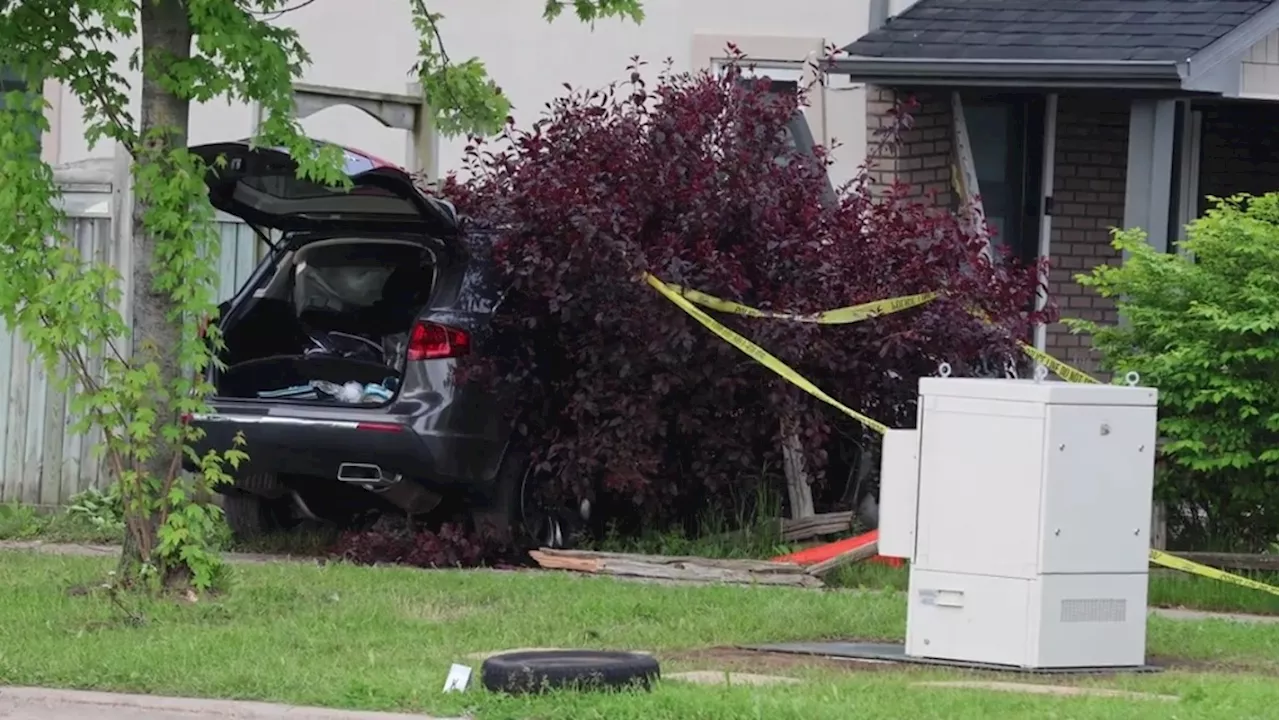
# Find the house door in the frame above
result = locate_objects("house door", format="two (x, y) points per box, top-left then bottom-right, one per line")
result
(960, 95), (1045, 265)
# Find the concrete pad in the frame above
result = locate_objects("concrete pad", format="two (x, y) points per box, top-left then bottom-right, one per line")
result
(666, 671), (802, 686)
(914, 681), (1179, 702)
(0, 686), (464, 719)
(1150, 608), (1278, 624)
(831, 657), (894, 666)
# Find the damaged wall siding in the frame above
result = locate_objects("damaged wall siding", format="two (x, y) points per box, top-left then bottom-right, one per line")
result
(1241, 29), (1279, 99)
(0, 216), (261, 507)
(866, 88), (1133, 377)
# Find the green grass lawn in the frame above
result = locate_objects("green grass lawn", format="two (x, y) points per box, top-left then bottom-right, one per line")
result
(0, 551), (1276, 719)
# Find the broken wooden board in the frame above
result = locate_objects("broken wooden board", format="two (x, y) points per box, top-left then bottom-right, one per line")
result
(806, 540), (879, 577)
(530, 549), (824, 589)
(781, 511), (854, 542)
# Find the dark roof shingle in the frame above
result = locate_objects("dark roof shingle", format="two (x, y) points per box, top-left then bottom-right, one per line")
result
(843, 0), (1276, 62)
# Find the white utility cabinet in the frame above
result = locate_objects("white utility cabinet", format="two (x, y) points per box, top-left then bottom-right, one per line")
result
(878, 376), (1159, 669)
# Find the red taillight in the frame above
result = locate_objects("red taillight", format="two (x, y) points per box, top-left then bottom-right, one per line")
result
(407, 321), (470, 361)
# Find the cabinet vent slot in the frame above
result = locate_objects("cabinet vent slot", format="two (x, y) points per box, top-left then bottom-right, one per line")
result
(1060, 598), (1126, 623)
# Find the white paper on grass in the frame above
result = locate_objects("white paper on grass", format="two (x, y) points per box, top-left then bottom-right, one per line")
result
(443, 663), (472, 693)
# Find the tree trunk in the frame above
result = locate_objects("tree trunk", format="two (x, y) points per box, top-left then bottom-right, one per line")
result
(120, 0), (192, 582)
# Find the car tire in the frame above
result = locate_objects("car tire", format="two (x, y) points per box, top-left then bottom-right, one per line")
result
(230, 471), (286, 499)
(221, 491), (280, 539)
(471, 446), (568, 548)
(480, 650), (660, 695)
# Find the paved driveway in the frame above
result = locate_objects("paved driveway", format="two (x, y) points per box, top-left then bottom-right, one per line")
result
(0, 687), (464, 720)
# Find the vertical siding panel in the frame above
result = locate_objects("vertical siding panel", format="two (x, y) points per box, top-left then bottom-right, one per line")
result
(213, 220), (260, 302)
(0, 321), (12, 502)
(23, 342), (49, 505)
(89, 215), (114, 491)
(5, 331), (30, 503)
(61, 366), (82, 502)
(216, 221), (239, 301)
(239, 224), (259, 290)
(43, 373), (66, 505)
(59, 218), (90, 500)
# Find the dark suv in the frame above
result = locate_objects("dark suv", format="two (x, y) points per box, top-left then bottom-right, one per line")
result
(187, 142), (554, 544)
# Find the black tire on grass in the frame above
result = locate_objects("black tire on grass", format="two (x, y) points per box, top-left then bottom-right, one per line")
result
(480, 650), (660, 695)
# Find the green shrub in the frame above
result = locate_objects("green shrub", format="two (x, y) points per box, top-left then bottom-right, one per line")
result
(66, 484), (125, 533)
(1068, 193), (1279, 551)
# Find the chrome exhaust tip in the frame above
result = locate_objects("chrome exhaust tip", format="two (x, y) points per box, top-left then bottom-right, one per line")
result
(337, 463), (402, 488)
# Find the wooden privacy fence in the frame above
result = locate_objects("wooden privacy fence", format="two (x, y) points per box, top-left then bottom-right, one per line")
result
(0, 157), (262, 507)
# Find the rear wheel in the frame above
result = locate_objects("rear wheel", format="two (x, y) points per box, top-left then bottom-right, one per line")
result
(220, 472), (287, 539)
(471, 446), (568, 549)
(221, 492), (282, 539)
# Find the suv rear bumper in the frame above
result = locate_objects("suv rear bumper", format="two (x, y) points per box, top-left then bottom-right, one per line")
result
(188, 408), (506, 493)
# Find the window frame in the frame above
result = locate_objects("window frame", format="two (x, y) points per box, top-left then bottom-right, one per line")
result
(959, 92), (1045, 267)
(1, 67), (57, 162)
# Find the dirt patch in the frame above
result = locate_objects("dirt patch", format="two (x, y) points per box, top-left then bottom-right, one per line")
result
(661, 647), (906, 676)
(1147, 655), (1277, 676)
(665, 647), (1276, 681)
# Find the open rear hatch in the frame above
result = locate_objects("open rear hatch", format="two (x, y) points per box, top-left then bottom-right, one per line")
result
(191, 140), (459, 407)
(190, 140), (459, 239)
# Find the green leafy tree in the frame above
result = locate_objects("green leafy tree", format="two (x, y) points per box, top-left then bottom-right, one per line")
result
(1068, 193), (1279, 550)
(0, 0), (641, 591)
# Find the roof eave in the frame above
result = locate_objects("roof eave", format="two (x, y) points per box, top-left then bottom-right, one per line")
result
(825, 57), (1187, 90)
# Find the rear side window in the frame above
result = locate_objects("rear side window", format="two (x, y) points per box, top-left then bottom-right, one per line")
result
(293, 244), (433, 314)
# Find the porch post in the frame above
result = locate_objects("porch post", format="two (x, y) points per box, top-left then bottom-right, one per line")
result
(1122, 99), (1178, 254)
(1033, 93), (1058, 353)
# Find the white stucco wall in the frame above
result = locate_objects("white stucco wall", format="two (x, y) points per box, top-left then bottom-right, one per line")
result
(1241, 29), (1279, 98)
(41, 0), (872, 186)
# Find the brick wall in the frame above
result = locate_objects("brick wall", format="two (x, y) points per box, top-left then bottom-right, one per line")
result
(865, 86), (953, 206)
(1043, 96), (1130, 376)
(1197, 101), (1279, 214)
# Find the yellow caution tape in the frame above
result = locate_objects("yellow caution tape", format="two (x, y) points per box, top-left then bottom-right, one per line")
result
(662, 282), (938, 325)
(963, 307), (1099, 384)
(1149, 550), (1279, 596)
(661, 282), (1101, 385)
(1017, 341), (1100, 384)
(649, 275), (1100, 431)
(644, 273), (890, 435)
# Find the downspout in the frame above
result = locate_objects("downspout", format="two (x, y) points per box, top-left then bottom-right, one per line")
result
(1033, 93), (1059, 353)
